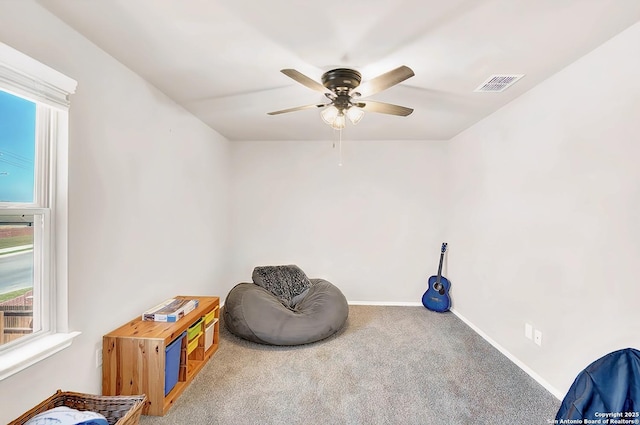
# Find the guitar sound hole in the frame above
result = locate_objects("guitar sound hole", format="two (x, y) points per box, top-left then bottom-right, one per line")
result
(434, 283), (442, 291)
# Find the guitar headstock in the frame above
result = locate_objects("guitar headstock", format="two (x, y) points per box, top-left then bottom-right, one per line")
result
(441, 242), (448, 253)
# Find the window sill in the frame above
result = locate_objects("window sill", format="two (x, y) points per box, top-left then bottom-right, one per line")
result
(0, 331), (81, 381)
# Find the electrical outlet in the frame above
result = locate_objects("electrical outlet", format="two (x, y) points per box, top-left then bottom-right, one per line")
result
(525, 323), (533, 340)
(96, 348), (103, 368)
(534, 329), (542, 346)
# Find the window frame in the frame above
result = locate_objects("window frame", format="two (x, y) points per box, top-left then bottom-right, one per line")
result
(0, 42), (79, 380)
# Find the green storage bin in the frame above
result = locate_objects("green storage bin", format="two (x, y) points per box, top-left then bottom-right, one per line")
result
(187, 318), (203, 341)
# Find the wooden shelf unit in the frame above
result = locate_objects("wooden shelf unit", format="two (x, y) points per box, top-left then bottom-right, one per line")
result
(102, 296), (220, 416)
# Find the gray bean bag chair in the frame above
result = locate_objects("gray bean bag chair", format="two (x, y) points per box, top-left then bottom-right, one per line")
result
(224, 265), (348, 346)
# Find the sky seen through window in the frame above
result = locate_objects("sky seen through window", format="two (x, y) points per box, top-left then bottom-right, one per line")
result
(0, 90), (36, 203)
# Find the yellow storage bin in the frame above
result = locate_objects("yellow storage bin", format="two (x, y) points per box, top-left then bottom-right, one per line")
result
(187, 334), (201, 354)
(187, 318), (203, 341)
(204, 308), (217, 325)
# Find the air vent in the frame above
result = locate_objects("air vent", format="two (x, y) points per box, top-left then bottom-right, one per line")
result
(474, 74), (524, 92)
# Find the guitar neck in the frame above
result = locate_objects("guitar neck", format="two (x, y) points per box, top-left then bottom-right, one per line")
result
(436, 253), (444, 282)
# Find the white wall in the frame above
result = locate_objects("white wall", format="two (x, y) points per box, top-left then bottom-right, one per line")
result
(0, 2), (230, 422)
(1, 1), (639, 420)
(229, 139), (447, 302)
(447, 21), (640, 397)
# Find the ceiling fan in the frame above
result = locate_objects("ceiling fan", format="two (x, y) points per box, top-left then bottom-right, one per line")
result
(267, 66), (415, 129)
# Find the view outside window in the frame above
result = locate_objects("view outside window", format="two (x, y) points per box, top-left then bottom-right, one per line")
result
(0, 90), (36, 202)
(0, 90), (36, 346)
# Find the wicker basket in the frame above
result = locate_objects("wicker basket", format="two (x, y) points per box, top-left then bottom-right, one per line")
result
(8, 390), (147, 425)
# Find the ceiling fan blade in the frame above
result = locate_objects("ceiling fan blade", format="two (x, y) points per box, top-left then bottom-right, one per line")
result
(267, 103), (328, 115)
(356, 66), (415, 98)
(281, 69), (328, 93)
(357, 100), (413, 116)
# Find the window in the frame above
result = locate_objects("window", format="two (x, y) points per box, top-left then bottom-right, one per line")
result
(1, 91), (37, 346)
(0, 42), (78, 380)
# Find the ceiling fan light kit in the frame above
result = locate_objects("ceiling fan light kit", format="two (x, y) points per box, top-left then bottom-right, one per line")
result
(268, 65), (415, 130)
(320, 104), (365, 130)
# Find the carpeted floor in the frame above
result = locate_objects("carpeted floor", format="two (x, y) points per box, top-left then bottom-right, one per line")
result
(140, 305), (560, 424)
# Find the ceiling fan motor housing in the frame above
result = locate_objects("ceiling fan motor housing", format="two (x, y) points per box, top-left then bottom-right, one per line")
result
(321, 68), (362, 93)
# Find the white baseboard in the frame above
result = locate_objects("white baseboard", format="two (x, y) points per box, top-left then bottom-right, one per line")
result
(450, 307), (564, 400)
(348, 301), (423, 306)
(346, 301), (564, 400)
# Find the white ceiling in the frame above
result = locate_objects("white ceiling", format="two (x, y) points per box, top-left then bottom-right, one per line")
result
(38, 0), (640, 141)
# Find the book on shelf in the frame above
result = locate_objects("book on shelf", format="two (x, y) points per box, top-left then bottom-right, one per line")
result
(142, 298), (199, 322)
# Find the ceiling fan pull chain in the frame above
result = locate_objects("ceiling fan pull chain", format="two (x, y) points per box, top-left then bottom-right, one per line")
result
(338, 128), (343, 167)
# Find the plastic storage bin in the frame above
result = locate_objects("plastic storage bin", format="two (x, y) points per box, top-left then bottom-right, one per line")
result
(187, 335), (200, 355)
(204, 308), (216, 325)
(164, 331), (186, 396)
(204, 321), (216, 351)
(187, 318), (203, 341)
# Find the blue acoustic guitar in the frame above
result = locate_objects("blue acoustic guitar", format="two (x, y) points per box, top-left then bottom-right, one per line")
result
(422, 243), (451, 312)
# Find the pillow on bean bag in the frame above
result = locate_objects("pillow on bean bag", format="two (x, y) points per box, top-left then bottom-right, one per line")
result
(252, 264), (312, 307)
